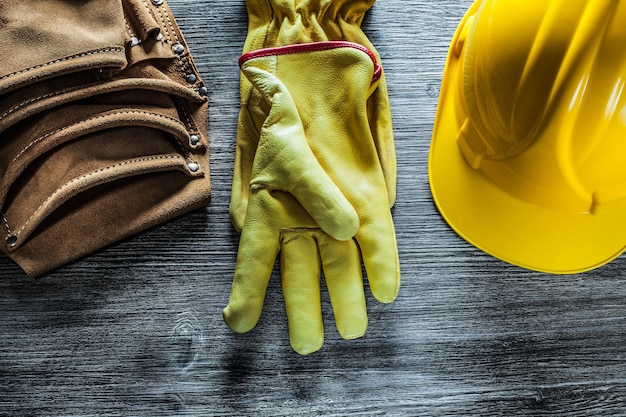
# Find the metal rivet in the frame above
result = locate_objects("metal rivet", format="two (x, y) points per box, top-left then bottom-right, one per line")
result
(185, 73), (197, 84)
(187, 162), (200, 172)
(172, 43), (185, 55)
(198, 86), (208, 97)
(189, 135), (200, 146)
(151, 0), (163, 5)
(130, 36), (140, 46)
(6, 235), (17, 248)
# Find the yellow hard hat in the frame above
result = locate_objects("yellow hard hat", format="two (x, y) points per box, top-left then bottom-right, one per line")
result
(429, 0), (626, 274)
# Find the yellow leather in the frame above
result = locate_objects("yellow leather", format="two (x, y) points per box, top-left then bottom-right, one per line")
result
(231, 0), (396, 231)
(429, 0), (626, 273)
(223, 42), (399, 355)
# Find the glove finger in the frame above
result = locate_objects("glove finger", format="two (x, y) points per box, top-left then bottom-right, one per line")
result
(241, 62), (360, 241)
(281, 230), (324, 355)
(357, 211), (400, 304)
(318, 234), (368, 340)
(223, 191), (281, 334)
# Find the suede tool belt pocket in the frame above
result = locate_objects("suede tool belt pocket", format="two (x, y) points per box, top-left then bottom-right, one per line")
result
(0, 0), (208, 134)
(0, 0), (127, 95)
(0, 111), (210, 276)
(0, 0), (210, 276)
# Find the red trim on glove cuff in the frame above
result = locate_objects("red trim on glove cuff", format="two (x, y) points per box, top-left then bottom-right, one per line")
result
(239, 41), (382, 83)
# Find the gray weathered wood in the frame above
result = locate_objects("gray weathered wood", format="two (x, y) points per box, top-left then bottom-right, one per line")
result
(2, 1), (626, 416)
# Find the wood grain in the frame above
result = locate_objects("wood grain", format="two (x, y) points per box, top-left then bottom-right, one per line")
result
(2, 1), (626, 416)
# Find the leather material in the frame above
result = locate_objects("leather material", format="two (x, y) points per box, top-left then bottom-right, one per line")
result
(224, 0), (398, 355)
(232, 0), (396, 226)
(0, 0), (210, 276)
(0, 0), (127, 95)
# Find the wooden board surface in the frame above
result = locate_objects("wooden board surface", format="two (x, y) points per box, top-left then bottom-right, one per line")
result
(2, 1), (626, 416)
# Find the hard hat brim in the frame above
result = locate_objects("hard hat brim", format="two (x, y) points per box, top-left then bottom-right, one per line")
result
(428, 4), (626, 274)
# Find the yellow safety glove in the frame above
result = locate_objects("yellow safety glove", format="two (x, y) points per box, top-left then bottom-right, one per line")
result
(230, 0), (397, 227)
(223, 0), (398, 355)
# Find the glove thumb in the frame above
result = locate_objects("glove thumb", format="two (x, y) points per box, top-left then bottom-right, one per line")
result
(241, 59), (360, 241)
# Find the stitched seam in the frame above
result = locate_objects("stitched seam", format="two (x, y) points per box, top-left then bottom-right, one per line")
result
(0, 48), (124, 82)
(147, 1), (197, 87)
(179, 104), (194, 131)
(141, 0), (164, 44)
(11, 110), (186, 166)
(162, 7), (192, 75)
(162, 6), (180, 45)
(155, 3), (192, 75)
(149, 0), (172, 43)
(173, 96), (196, 132)
(124, 16), (136, 39)
(0, 83), (99, 122)
(11, 155), (184, 240)
(169, 133), (191, 160)
(2, 214), (11, 236)
(172, 136), (189, 159)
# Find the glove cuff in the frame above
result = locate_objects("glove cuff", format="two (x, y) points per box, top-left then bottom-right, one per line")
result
(239, 41), (381, 83)
(244, 0), (376, 50)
